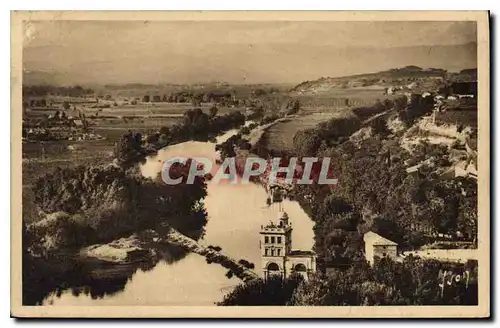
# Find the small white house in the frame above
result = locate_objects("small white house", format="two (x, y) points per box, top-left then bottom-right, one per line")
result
(364, 231), (398, 265)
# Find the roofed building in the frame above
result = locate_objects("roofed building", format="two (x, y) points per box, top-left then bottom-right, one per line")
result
(260, 211), (316, 280)
(363, 231), (398, 265)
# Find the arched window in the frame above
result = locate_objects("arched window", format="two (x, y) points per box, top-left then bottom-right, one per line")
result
(267, 262), (280, 271)
(293, 263), (307, 272)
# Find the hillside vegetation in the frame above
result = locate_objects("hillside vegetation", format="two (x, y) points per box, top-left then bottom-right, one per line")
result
(291, 66), (476, 96)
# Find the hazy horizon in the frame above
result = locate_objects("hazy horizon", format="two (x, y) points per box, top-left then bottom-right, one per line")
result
(23, 21), (477, 85)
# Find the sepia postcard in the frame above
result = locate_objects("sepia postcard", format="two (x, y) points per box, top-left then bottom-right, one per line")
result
(11, 11), (490, 318)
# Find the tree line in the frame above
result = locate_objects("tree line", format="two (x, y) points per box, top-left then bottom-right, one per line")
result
(23, 85), (94, 97)
(114, 108), (246, 165)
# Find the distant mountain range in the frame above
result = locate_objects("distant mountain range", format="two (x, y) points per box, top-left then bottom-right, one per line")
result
(22, 41), (477, 86)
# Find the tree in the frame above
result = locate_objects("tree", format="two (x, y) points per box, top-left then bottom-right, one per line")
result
(456, 178), (478, 241)
(218, 275), (303, 305)
(183, 108), (210, 139)
(159, 133), (170, 145)
(394, 95), (408, 111)
(370, 116), (390, 136)
(114, 131), (144, 164)
(146, 133), (159, 144)
(209, 105), (219, 118)
(287, 99), (301, 115)
(191, 95), (202, 107)
(239, 126), (250, 135)
(293, 129), (322, 156)
(159, 126), (170, 136)
(62, 101), (70, 110)
(289, 274), (328, 305)
(143, 95), (150, 103)
(253, 106), (265, 118)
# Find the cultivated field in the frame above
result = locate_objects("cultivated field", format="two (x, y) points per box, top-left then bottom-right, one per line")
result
(260, 86), (395, 151)
(26, 101), (242, 117)
(259, 110), (354, 151)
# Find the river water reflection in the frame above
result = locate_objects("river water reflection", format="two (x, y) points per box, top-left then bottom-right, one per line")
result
(44, 130), (315, 305)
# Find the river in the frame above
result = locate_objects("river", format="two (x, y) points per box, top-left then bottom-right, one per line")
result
(43, 129), (315, 305)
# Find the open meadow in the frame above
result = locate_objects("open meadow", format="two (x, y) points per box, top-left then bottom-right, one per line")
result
(260, 88), (388, 152)
(259, 111), (354, 151)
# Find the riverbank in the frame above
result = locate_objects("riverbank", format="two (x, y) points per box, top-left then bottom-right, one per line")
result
(80, 225), (259, 281)
(28, 114), (316, 306)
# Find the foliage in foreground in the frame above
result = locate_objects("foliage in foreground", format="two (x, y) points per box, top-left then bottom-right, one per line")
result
(29, 161), (208, 253)
(218, 274), (303, 306)
(218, 257), (478, 306)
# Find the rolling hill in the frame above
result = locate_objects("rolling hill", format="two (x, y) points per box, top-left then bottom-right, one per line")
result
(291, 65), (477, 95)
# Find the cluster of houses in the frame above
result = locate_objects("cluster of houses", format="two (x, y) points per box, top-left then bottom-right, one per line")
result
(23, 126), (104, 142)
(404, 154), (478, 182)
(22, 110), (104, 142)
(399, 79), (478, 181)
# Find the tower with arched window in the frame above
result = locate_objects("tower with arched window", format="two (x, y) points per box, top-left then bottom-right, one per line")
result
(260, 211), (316, 281)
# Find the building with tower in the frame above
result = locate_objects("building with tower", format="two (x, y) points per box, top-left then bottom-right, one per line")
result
(259, 211), (316, 281)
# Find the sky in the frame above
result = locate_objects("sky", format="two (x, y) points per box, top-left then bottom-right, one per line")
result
(23, 21), (478, 85)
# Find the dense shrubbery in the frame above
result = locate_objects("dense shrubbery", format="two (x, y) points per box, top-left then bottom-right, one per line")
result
(218, 275), (304, 306)
(397, 94), (434, 127)
(113, 109), (247, 166)
(435, 111), (478, 129)
(215, 134), (251, 160)
(114, 131), (149, 165)
(145, 109), (246, 149)
(352, 98), (393, 120)
(23, 85), (94, 97)
(260, 114), (281, 125)
(291, 124), (477, 267)
(29, 162), (208, 252)
(285, 99), (301, 115)
(219, 257), (477, 306)
(292, 117), (362, 156)
(292, 129), (322, 156)
(290, 257), (477, 306)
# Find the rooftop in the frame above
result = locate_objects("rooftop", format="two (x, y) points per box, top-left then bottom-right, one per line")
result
(364, 231), (398, 246)
(289, 250), (316, 256)
(261, 211), (292, 230)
